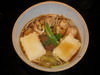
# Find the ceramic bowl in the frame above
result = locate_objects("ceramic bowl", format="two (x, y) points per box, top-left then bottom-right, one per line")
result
(12, 1), (89, 72)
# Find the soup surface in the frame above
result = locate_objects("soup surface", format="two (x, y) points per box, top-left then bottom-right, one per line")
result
(20, 14), (81, 68)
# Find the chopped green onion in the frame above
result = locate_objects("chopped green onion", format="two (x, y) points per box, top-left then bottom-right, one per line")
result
(55, 33), (63, 41)
(44, 23), (59, 46)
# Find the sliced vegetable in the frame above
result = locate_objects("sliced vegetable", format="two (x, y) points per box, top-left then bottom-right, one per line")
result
(40, 55), (58, 64)
(55, 33), (63, 41)
(44, 23), (59, 46)
(51, 62), (69, 68)
(40, 55), (59, 67)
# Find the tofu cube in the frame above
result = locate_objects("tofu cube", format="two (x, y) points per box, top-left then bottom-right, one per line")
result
(53, 35), (81, 61)
(20, 32), (46, 61)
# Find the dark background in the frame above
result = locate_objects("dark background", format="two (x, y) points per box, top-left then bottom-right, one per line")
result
(0, 0), (99, 75)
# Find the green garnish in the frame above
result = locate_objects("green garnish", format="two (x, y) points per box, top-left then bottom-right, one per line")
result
(55, 33), (63, 41)
(44, 23), (59, 46)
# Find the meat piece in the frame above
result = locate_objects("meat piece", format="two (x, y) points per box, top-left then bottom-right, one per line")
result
(45, 44), (55, 51)
(59, 19), (69, 29)
(56, 26), (65, 34)
(39, 34), (48, 42)
(55, 19), (69, 35)
(66, 26), (78, 37)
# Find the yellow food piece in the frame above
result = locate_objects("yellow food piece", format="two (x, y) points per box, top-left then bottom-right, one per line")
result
(53, 35), (81, 61)
(20, 32), (46, 61)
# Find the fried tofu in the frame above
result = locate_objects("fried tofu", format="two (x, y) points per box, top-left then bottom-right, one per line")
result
(20, 32), (46, 61)
(53, 35), (81, 61)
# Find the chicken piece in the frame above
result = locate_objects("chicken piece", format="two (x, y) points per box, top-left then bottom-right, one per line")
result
(59, 19), (69, 29)
(20, 32), (46, 61)
(56, 19), (69, 35)
(53, 35), (81, 62)
(66, 26), (78, 37)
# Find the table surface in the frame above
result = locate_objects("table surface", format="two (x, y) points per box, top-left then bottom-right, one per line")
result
(0, 0), (99, 75)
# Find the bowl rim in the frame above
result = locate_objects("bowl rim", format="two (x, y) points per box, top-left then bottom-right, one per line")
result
(12, 1), (89, 72)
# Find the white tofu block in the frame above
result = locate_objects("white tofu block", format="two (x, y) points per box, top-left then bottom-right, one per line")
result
(20, 32), (46, 61)
(53, 35), (81, 61)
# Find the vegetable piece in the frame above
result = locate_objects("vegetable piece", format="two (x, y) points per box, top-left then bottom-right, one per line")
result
(40, 55), (59, 67)
(55, 33), (62, 41)
(42, 36), (58, 46)
(51, 62), (69, 68)
(40, 55), (58, 64)
(44, 23), (59, 46)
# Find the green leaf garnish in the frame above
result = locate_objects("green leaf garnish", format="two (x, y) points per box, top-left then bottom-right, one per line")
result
(55, 33), (63, 41)
(44, 23), (59, 46)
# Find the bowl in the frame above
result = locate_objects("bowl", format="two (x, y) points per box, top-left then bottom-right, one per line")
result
(12, 1), (89, 72)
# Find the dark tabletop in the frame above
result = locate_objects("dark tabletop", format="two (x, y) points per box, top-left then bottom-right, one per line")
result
(0, 0), (99, 75)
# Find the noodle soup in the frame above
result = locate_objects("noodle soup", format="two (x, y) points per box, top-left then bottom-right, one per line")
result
(19, 14), (81, 68)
